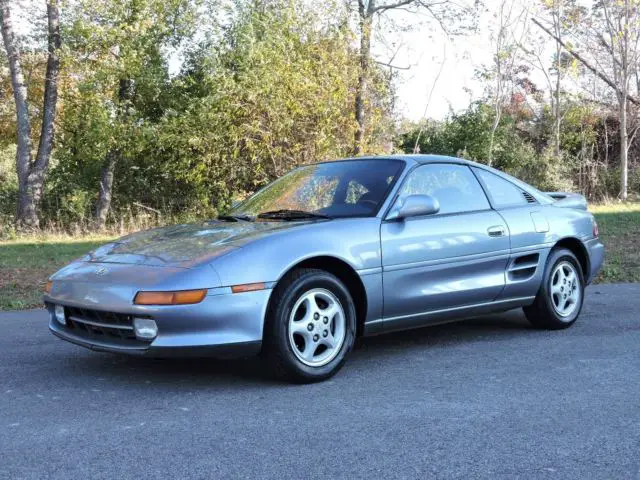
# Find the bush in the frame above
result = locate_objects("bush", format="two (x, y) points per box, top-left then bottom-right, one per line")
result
(398, 103), (568, 193)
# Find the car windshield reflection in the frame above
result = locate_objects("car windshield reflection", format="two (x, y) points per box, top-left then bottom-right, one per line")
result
(229, 159), (404, 219)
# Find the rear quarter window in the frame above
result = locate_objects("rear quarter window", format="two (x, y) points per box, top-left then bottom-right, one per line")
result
(474, 168), (528, 208)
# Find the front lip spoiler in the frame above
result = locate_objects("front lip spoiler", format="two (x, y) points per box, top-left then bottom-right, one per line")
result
(49, 324), (263, 359)
(50, 326), (148, 355)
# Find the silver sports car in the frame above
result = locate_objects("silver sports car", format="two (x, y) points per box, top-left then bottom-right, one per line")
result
(45, 155), (604, 382)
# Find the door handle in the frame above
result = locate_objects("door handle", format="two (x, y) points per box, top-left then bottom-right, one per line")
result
(487, 225), (506, 237)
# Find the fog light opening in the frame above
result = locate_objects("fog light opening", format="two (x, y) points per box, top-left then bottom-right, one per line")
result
(54, 305), (66, 326)
(133, 318), (158, 341)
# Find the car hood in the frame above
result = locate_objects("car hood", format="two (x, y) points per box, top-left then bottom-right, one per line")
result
(85, 220), (310, 268)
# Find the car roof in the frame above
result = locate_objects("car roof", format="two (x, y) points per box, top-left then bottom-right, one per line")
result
(402, 154), (479, 166)
(325, 154), (482, 167)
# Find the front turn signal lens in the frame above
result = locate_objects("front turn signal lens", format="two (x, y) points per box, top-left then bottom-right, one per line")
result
(173, 289), (208, 304)
(45, 280), (53, 293)
(231, 282), (266, 294)
(134, 289), (207, 305)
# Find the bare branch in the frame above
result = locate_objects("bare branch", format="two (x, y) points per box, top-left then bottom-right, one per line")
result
(627, 124), (640, 154)
(413, 44), (447, 153)
(373, 59), (411, 69)
(594, 31), (622, 69)
(370, 0), (416, 15)
(531, 17), (640, 106)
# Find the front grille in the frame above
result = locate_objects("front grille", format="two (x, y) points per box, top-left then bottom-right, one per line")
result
(63, 306), (149, 346)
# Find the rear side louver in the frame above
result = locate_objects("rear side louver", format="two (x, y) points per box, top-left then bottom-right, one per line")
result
(522, 191), (536, 204)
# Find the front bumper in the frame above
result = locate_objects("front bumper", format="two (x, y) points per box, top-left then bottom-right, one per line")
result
(45, 287), (271, 358)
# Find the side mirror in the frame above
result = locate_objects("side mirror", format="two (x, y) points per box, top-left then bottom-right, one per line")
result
(386, 194), (440, 221)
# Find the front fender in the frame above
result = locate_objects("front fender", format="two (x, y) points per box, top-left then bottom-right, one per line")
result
(210, 218), (382, 287)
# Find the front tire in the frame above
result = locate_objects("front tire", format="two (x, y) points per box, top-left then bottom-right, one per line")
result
(524, 248), (585, 330)
(263, 268), (356, 383)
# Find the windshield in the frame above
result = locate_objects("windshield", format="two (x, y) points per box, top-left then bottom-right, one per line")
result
(229, 159), (404, 219)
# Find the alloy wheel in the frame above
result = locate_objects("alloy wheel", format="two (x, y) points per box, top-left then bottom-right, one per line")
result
(550, 261), (581, 318)
(288, 288), (346, 367)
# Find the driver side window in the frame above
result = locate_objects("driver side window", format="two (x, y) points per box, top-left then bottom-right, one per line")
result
(399, 164), (490, 215)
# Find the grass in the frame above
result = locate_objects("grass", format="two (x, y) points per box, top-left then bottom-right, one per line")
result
(0, 203), (638, 310)
(591, 202), (640, 283)
(0, 235), (114, 310)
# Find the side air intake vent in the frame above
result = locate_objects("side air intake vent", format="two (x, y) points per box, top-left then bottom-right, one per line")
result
(522, 191), (536, 204)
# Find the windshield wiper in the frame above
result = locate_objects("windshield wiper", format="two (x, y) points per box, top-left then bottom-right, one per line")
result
(216, 214), (254, 222)
(257, 209), (330, 221)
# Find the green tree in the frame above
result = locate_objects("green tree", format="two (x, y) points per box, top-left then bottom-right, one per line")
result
(60, 0), (199, 229)
(149, 0), (374, 214)
(50, 0), (390, 225)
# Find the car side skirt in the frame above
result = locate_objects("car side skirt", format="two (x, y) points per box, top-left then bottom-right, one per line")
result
(363, 296), (536, 336)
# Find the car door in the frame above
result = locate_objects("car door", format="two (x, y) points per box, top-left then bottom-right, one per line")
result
(380, 163), (510, 330)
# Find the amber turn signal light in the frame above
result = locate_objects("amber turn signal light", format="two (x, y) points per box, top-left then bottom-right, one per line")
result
(134, 289), (207, 305)
(231, 282), (266, 294)
(45, 280), (53, 293)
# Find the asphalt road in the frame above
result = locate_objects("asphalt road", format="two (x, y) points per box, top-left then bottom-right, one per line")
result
(1, 284), (639, 480)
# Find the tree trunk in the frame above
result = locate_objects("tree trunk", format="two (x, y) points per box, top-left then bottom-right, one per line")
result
(0, 0), (60, 231)
(619, 97), (629, 200)
(553, 49), (562, 158)
(32, 0), (61, 184)
(552, 1), (562, 159)
(487, 107), (500, 167)
(0, 0), (36, 229)
(94, 151), (118, 230)
(94, 78), (130, 230)
(354, 5), (371, 155)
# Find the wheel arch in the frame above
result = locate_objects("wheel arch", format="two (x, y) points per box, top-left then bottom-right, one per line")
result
(272, 256), (368, 338)
(554, 237), (590, 279)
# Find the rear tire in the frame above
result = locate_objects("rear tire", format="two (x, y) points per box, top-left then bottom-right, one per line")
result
(524, 248), (584, 330)
(263, 268), (356, 383)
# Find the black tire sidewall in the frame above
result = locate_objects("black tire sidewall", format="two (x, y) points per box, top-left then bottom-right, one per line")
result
(539, 249), (585, 325)
(271, 271), (356, 381)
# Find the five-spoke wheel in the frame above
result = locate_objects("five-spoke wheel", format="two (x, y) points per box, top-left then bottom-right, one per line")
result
(524, 248), (585, 330)
(264, 269), (356, 383)
(288, 288), (346, 367)
(549, 261), (581, 318)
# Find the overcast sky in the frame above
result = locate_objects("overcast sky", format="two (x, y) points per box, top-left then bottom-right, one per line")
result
(392, 28), (492, 121)
(382, 3), (502, 121)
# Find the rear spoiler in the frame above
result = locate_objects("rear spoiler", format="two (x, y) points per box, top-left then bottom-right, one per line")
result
(545, 192), (588, 210)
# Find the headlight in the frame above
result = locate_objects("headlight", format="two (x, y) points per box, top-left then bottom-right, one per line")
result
(54, 305), (66, 325)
